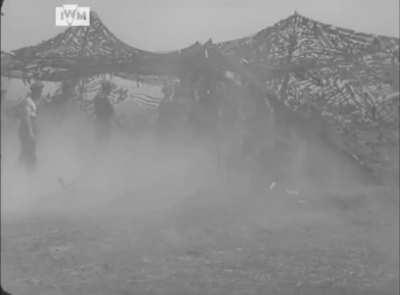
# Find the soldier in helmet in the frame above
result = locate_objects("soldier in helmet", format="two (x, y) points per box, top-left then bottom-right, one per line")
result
(16, 81), (44, 172)
(46, 79), (76, 125)
(56, 80), (76, 107)
(93, 80), (115, 144)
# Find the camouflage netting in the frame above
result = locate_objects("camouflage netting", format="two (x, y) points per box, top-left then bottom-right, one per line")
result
(219, 13), (399, 181)
(2, 12), (399, 181)
(4, 12), (166, 81)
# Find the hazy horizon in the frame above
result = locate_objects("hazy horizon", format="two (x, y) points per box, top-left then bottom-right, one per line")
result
(1, 0), (399, 52)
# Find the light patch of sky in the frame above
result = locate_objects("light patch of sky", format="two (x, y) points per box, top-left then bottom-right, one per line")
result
(1, 0), (398, 52)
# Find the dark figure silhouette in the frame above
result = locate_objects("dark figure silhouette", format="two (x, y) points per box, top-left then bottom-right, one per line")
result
(93, 80), (115, 143)
(16, 81), (43, 173)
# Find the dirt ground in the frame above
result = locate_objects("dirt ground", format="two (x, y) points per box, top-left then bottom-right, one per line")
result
(1, 119), (399, 295)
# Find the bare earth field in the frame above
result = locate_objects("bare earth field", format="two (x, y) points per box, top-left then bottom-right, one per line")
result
(1, 122), (399, 295)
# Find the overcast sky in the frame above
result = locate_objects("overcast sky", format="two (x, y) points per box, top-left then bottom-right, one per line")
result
(1, 0), (399, 52)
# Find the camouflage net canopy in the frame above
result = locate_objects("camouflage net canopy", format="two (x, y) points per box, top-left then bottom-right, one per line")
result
(219, 13), (399, 180)
(4, 12), (176, 81)
(2, 12), (399, 181)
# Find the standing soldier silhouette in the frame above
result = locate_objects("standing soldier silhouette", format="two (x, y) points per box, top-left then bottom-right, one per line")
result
(93, 80), (115, 144)
(53, 80), (76, 124)
(16, 81), (43, 173)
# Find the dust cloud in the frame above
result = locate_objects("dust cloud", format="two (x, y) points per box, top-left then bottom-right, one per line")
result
(2, 105), (209, 217)
(1, 95), (398, 295)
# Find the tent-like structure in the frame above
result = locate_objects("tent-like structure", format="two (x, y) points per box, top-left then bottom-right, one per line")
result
(219, 12), (399, 180)
(5, 12), (164, 81)
(1, 12), (245, 82)
(2, 11), (398, 181)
